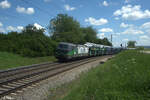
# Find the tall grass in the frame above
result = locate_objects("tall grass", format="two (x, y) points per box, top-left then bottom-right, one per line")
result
(0, 52), (57, 70)
(62, 50), (150, 100)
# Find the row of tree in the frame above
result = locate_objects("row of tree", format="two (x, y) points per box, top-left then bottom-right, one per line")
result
(0, 26), (57, 57)
(0, 14), (112, 57)
(127, 41), (136, 48)
(49, 14), (112, 45)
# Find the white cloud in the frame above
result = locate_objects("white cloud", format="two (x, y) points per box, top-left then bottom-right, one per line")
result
(7, 25), (24, 32)
(0, 0), (11, 9)
(140, 22), (150, 34)
(26, 8), (34, 14)
(112, 33), (121, 38)
(0, 22), (3, 27)
(138, 40), (150, 46)
(99, 28), (113, 33)
(141, 22), (150, 29)
(115, 33), (121, 35)
(122, 27), (144, 35)
(97, 33), (105, 39)
(34, 23), (43, 30)
(16, 6), (25, 13)
(113, 5), (150, 20)
(138, 35), (150, 45)
(140, 35), (150, 40)
(7, 26), (16, 31)
(64, 4), (76, 11)
(113, 42), (120, 47)
(103, 1), (108, 6)
(123, 38), (129, 42)
(17, 26), (24, 31)
(16, 6), (35, 15)
(114, 17), (119, 20)
(6, 24), (43, 32)
(85, 17), (108, 26)
(145, 29), (150, 34)
(120, 22), (129, 28)
(0, 28), (5, 33)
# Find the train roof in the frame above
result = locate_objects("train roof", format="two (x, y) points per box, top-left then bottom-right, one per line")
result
(76, 44), (87, 47)
(59, 42), (112, 48)
(103, 45), (111, 48)
(84, 42), (110, 48)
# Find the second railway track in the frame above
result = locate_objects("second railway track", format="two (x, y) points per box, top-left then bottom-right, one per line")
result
(0, 56), (112, 98)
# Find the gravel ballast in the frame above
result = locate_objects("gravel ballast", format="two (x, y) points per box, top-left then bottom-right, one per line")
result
(1, 56), (112, 100)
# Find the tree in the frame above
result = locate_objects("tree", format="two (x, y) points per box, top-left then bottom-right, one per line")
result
(101, 38), (112, 46)
(0, 24), (57, 57)
(127, 41), (136, 48)
(48, 14), (112, 45)
(22, 24), (45, 35)
(81, 26), (97, 43)
(48, 14), (84, 44)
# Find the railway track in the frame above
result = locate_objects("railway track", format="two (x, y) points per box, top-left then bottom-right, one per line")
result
(0, 56), (111, 98)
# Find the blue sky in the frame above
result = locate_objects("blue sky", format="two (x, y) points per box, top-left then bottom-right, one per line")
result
(0, 0), (150, 46)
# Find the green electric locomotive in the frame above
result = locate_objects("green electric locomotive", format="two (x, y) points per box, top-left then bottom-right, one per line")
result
(55, 42), (89, 60)
(55, 42), (121, 61)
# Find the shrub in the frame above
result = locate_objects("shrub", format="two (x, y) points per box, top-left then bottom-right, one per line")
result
(0, 31), (57, 57)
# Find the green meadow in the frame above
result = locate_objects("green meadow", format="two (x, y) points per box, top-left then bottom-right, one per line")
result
(62, 50), (150, 100)
(0, 52), (57, 70)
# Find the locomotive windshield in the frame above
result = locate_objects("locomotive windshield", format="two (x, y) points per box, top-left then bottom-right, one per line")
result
(58, 44), (68, 49)
(57, 42), (76, 51)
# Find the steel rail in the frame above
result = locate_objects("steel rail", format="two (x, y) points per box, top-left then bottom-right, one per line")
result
(0, 56), (110, 98)
(0, 62), (60, 79)
(0, 57), (97, 85)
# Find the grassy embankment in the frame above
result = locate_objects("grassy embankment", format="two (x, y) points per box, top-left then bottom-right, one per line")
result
(144, 48), (150, 51)
(0, 52), (57, 70)
(60, 50), (150, 100)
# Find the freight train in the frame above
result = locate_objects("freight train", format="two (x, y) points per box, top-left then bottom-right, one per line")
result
(55, 42), (122, 61)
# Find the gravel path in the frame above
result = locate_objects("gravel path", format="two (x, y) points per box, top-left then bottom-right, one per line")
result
(1, 56), (112, 100)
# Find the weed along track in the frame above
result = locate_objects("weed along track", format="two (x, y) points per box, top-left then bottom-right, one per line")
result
(0, 56), (112, 99)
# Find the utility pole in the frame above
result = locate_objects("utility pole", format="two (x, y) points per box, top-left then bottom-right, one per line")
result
(111, 34), (112, 54)
(111, 34), (112, 46)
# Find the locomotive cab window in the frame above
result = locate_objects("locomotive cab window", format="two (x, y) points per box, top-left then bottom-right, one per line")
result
(58, 44), (68, 49)
(58, 42), (76, 51)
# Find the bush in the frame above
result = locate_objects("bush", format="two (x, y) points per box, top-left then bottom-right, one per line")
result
(0, 27), (58, 57)
(136, 47), (144, 50)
